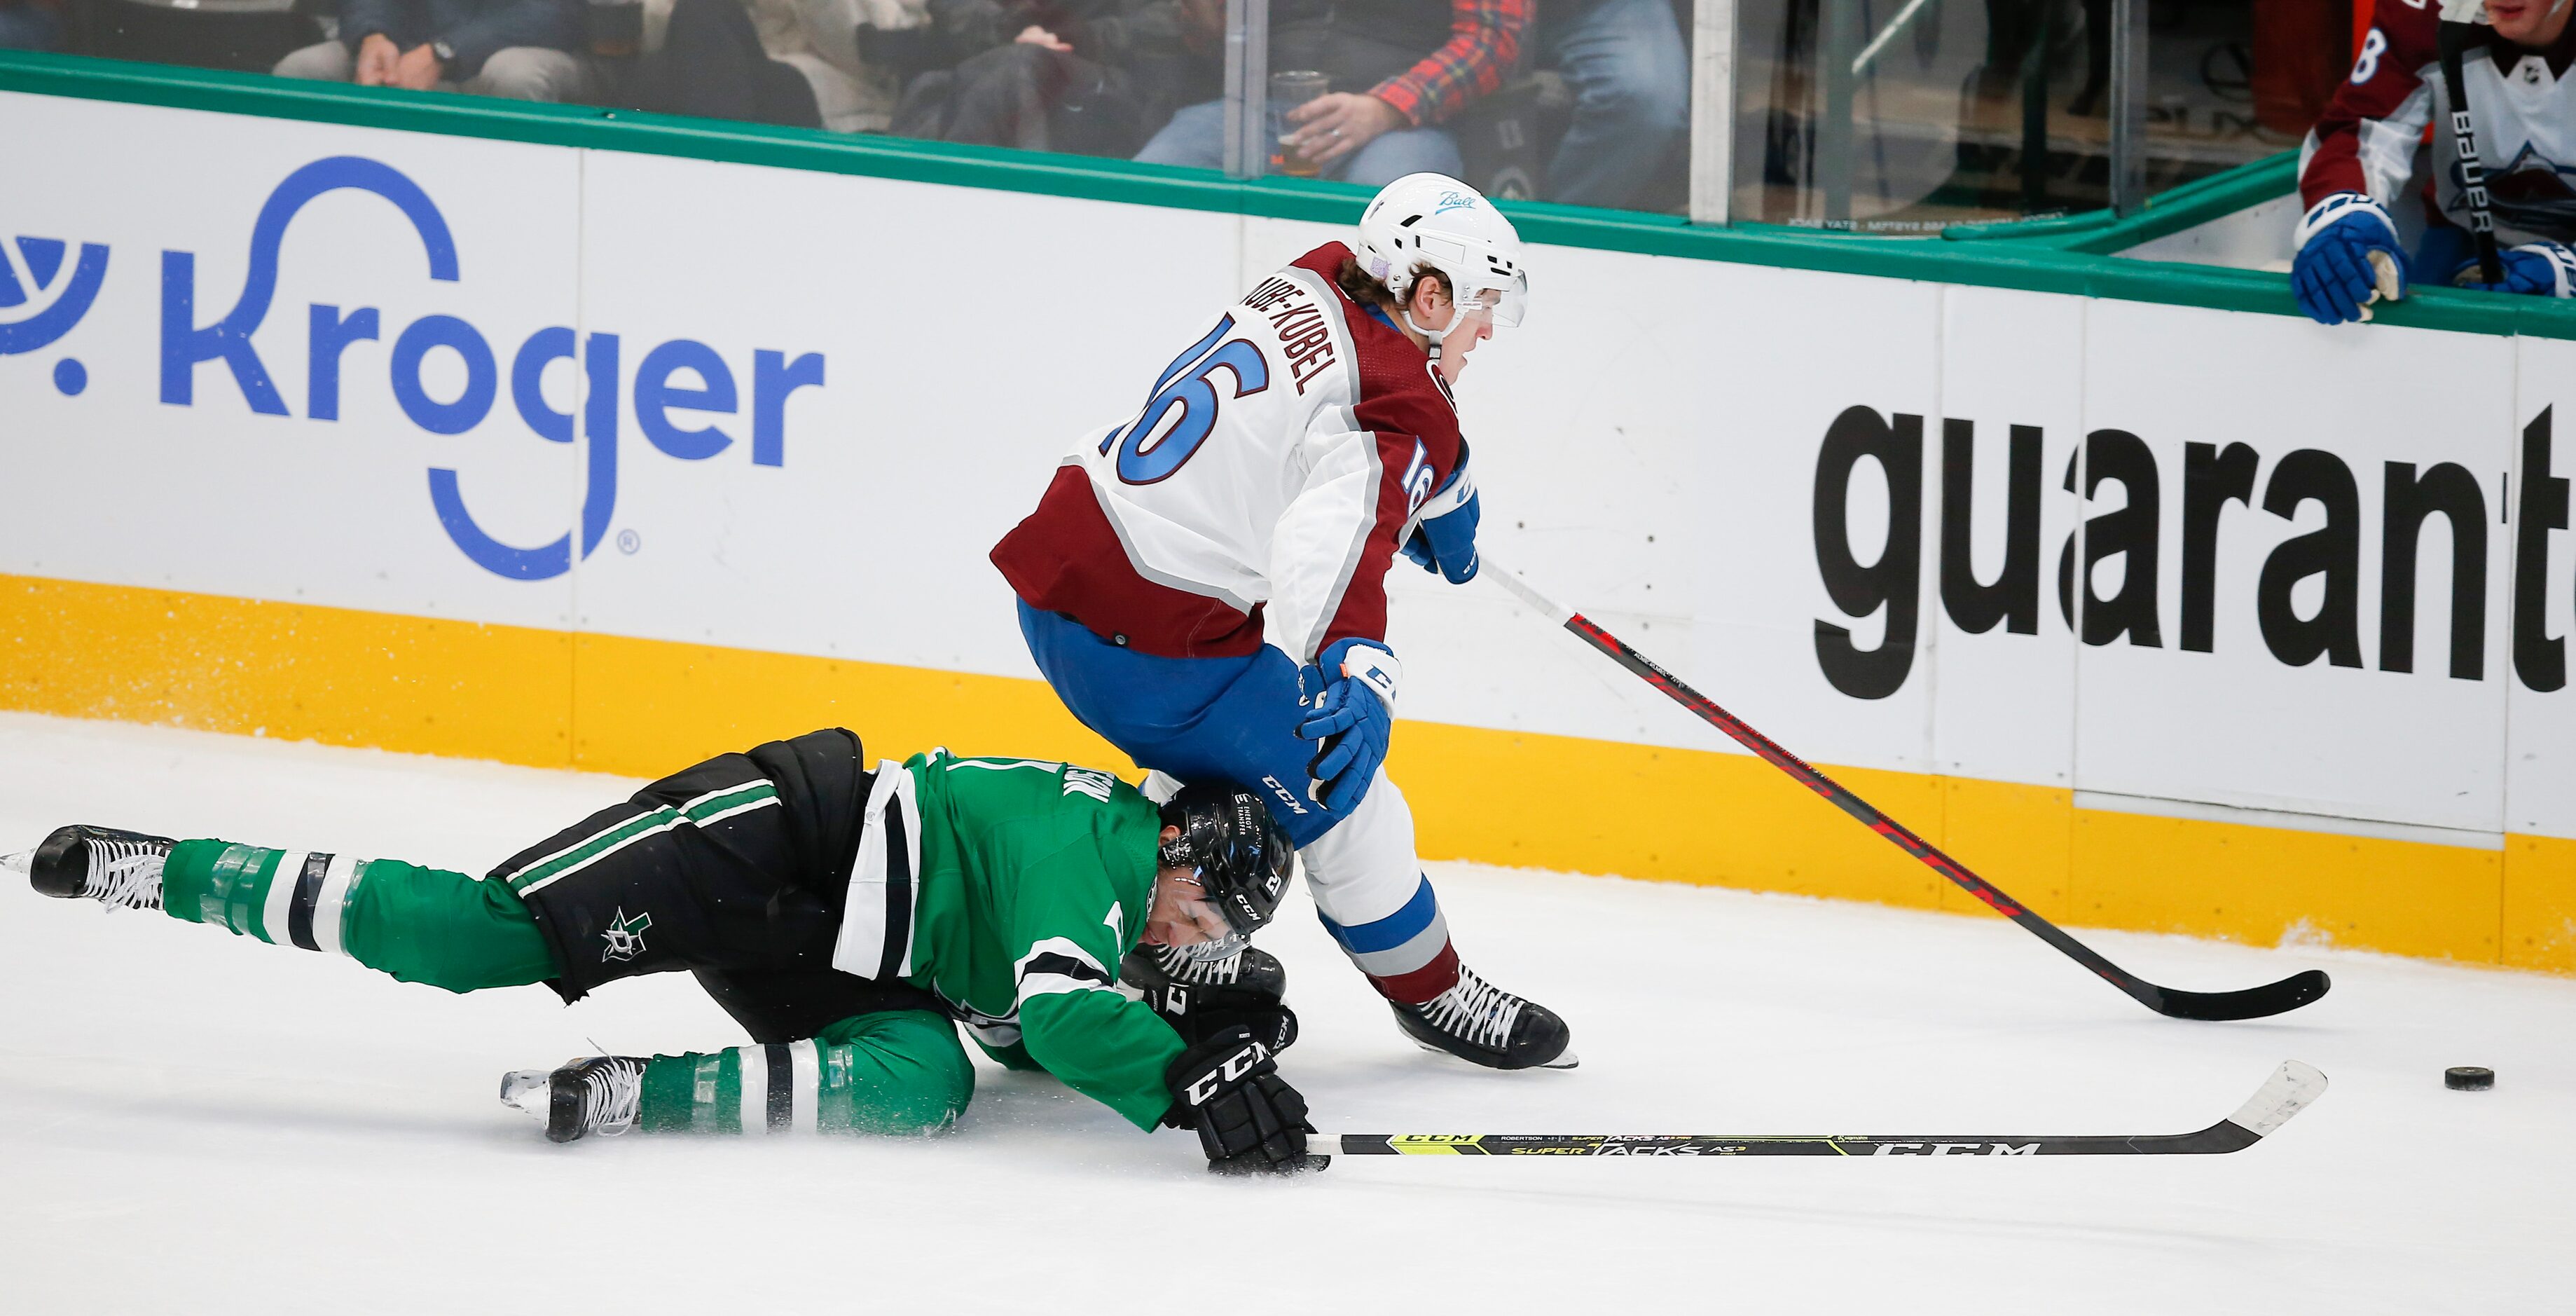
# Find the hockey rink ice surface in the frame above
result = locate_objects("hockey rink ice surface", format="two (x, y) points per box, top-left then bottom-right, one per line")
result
(0, 713), (2567, 1314)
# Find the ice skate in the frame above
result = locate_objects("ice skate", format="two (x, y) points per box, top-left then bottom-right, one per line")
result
(18, 825), (174, 910)
(500, 1056), (646, 1143)
(1132, 942), (1286, 995)
(1391, 962), (1575, 1070)
(1122, 942), (1298, 1053)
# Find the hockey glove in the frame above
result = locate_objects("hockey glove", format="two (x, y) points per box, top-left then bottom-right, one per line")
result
(1399, 453), (1480, 584)
(2451, 242), (2576, 298)
(1161, 1027), (1325, 1175)
(2291, 193), (2408, 325)
(1296, 638), (1398, 815)
(1121, 947), (1299, 1053)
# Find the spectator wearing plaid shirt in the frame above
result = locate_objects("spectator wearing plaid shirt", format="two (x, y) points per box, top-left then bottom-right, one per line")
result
(1136, 0), (1527, 186)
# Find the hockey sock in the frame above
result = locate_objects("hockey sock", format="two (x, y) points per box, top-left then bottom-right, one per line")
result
(159, 839), (558, 992)
(633, 1010), (973, 1136)
(1318, 874), (1462, 1006)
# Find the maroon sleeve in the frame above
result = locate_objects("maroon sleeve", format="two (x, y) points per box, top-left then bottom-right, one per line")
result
(2301, 4), (2438, 207)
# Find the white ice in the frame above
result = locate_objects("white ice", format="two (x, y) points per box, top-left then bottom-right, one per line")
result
(0, 711), (2566, 1314)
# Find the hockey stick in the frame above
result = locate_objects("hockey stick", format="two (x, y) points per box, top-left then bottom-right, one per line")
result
(1480, 560), (2331, 1021)
(2437, 0), (2507, 285)
(1311, 1060), (2324, 1158)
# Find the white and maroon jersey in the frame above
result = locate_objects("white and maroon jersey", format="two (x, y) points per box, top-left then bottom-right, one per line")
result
(2300, 1), (2576, 247)
(991, 242), (1466, 664)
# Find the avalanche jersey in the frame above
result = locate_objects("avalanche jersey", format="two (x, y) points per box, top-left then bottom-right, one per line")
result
(2300, 0), (2576, 247)
(991, 242), (1466, 664)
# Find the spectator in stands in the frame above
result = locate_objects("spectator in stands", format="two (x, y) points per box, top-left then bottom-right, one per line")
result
(273, 0), (607, 102)
(2291, 0), (2576, 324)
(876, 0), (1214, 156)
(619, 0), (924, 130)
(1534, 0), (1689, 210)
(1136, 0), (1529, 187)
(0, 0), (65, 50)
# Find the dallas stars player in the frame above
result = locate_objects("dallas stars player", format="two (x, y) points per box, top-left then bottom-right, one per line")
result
(15, 727), (1323, 1174)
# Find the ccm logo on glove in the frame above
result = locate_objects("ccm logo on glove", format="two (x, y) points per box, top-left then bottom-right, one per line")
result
(1183, 1039), (1271, 1104)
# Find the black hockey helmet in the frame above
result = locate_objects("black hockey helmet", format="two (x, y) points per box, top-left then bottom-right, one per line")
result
(1157, 782), (1296, 938)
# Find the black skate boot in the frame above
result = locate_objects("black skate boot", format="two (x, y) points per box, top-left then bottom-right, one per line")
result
(1128, 943), (1287, 996)
(1390, 962), (1576, 1071)
(18, 825), (174, 909)
(500, 1056), (645, 1143)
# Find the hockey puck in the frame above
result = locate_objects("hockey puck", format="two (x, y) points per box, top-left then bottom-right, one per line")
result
(2444, 1067), (2494, 1091)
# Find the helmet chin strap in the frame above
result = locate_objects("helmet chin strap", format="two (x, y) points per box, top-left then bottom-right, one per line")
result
(1403, 303), (1484, 365)
(1400, 303), (1447, 362)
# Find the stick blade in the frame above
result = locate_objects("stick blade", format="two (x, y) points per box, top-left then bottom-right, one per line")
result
(2146, 968), (2331, 1021)
(2226, 1060), (2329, 1139)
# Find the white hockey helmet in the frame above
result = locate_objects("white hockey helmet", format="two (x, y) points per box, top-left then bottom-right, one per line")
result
(1356, 172), (1529, 329)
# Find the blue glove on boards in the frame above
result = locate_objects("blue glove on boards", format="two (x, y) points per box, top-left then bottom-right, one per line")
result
(1399, 457), (1480, 584)
(1296, 638), (1399, 815)
(2451, 242), (2576, 298)
(2291, 193), (2408, 325)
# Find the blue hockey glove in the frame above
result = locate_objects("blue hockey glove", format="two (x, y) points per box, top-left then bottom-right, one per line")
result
(2291, 193), (2408, 325)
(1295, 638), (1398, 815)
(1399, 459), (1480, 584)
(2451, 242), (2576, 298)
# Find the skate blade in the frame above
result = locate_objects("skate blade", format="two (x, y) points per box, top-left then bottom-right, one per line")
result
(1409, 1036), (1580, 1071)
(497, 1069), (551, 1118)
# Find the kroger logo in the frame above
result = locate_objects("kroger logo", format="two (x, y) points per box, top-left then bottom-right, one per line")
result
(112, 155), (824, 581)
(0, 230), (110, 396)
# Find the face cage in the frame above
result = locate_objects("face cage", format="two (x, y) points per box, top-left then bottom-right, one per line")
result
(1179, 928), (1253, 963)
(1171, 863), (1272, 956)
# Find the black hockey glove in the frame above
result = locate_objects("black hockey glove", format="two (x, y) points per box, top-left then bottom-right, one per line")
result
(1120, 948), (1299, 1054)
(1161, 1027), (1328, 1175)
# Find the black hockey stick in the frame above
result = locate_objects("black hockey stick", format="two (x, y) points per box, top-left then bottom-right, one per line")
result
(2437, 2), (2507, 285)
(1482, 561), (2330, 1021)
(1312, 1061), (2324, 1158)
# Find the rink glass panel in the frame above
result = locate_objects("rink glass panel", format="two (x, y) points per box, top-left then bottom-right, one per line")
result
(13, 0), (1699, 219)
(1246, 1), (1695, 214)
(1729, 0), (2348, 230)
(10, 0), (2358, 229)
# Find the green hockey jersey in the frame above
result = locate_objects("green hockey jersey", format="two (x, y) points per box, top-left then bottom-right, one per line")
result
(831, 750), (1186, 1130)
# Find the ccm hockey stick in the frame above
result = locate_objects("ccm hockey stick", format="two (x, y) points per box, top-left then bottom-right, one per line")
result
(2437, 0), (2507, 285)
(1481, 560), (2331, 1021)
(1311, 1061), (2325, 1158)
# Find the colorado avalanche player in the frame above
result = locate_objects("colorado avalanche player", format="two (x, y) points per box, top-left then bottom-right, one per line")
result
(989, 173), (1572, 1070)
(2292, 0), (2576, 323)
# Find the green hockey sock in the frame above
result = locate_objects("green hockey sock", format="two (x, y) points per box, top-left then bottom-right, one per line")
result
(635, 1010), (974, 1136)
(160, 839), (558, 992)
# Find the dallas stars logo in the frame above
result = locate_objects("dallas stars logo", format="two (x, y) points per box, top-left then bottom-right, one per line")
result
(600, 907), (652, 962)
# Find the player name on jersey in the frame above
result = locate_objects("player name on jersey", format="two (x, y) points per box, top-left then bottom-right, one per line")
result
(1243, 274), (1343, 396)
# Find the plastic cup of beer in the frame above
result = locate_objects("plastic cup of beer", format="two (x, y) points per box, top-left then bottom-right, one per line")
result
(1269, 71), (1330, 177)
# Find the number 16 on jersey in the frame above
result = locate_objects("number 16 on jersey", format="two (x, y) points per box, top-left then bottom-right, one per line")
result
(1099, 316), (1272, 486)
